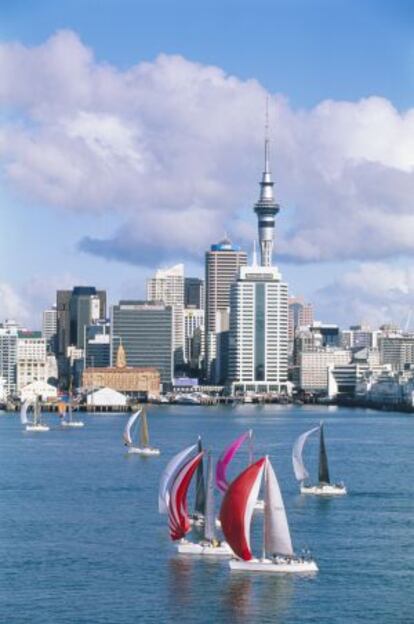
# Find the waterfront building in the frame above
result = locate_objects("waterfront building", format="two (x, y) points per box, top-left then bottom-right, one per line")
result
(295, 348), (351, 392)
(205, 238), (247, 381)
(147, 264), (185, 369)
(0, 320), (19, 396)
(84, 320), (111, 368)
(83, 343), (160, 399)
(16, 331), (47, 392)
(341, 325), (380, 350)
(42, 305), (57, 353)
(288, 296), (314, 341)
(111, 300), (173, 387)
(228, 263), (289, 394)
(184, 277), (204, 309)
(378, 335), (414, 372)
(184, 307), (205, 370)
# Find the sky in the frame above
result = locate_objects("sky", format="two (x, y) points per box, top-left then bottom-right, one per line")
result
(2, 0), (414, 329)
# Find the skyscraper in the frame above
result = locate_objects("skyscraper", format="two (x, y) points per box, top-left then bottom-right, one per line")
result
(228, 264), (288, 393)
(205, 238), (247, 381)
(254, 120), (280, 267)
(42, 305), (57, 353)
(184, 277), (205, 308)
(288, 296), (314, 341)
(0, 320), (18, 397)
(147, 264), (185, 369)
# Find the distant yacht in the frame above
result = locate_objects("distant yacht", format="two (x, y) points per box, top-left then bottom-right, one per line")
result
(292, 422), (347, 496)
(123, 408), (160, 456)
(60, 398), (84, 428)
(21, 398), (50, 432)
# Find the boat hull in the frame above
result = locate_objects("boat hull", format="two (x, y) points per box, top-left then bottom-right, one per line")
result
(300, 484), (347, 496)
(127, 446), (160, 456)
(177, 540), (232, 556)
(61, 421), (84, 428)
(25, 424), (49, 432)
(230, 557), (318, 574)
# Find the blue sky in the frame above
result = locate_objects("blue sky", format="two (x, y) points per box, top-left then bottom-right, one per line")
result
(2, 0), (414, 328)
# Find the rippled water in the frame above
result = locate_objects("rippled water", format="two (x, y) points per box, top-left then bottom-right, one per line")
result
(0, 404), (413, 623)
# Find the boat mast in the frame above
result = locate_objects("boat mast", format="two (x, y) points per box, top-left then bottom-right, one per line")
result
(204, 452), (216, 543)
(140, 409), (150, 448)
(194, 436), (206, 516)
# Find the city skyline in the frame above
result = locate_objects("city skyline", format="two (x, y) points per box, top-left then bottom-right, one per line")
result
(2, 1), (414, 330)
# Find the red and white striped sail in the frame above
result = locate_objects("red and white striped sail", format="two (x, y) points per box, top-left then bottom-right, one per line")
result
(168, 451), (204, 541)
(219, 457), (266, 561)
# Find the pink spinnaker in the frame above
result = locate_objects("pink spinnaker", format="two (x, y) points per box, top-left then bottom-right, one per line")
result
(216, 431), (251, 493)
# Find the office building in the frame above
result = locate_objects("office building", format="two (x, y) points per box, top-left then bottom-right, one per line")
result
(111, 300), (173, 387)
(147, 264), (185, 369)
(205, 238), (247, 381)
(379, 335), (414, 372)
(42, 305), (57, 353)
(0, 320), (19, 396)
(16, 331), (47, 392)
(184, 307), (204, 370)
(288, 296), (314, 341)
(84, 320), (111, 368)
(228, 264), (289, 393)
(184, 278), (204, 309)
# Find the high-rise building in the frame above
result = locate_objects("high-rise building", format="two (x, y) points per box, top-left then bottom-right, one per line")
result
(184, 307), (204, 370)
(111, 300), (173, 387)
(379, 335), (414, 372)
(205, 238), (247, 381)
(184, 278), (205, 309)
(0, 320), (19, 397)
(254, 119), (280, 268)
(228, 264), (288, 393)
(288, 296), (314, 341)
(341, 325), (380, 350)
(84, 320), (111, 368)
(16, 331), (47, 392)
(42, 305), (57, 353)
(147, 264), (185, 369)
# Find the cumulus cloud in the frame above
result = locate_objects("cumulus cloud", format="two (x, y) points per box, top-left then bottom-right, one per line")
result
(1, 30), (414, 266)
(316, 263), (414, 328)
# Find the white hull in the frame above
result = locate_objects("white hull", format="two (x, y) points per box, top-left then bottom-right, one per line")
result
(254, 499), (265, 511)
(177, 540), (232, 556)
(25, 424), (49, 432)
(127, 446), (160, 456)
(61, 421), (84, 428)
(300, 483), (347, 496)
(230, 557), (318, 574)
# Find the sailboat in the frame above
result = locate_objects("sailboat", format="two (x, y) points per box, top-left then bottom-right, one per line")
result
(123, 407), (160, 455)
(60, 398), (84, 428)
(159, 443), (198, 513)
(177, 452), (232, 556)
(21, 397), (50, 432)
(220, 456), (318, 573)
(190, 437), (206, 525)
(292, 422), (347, 496)
(167, 450), (204, 543)
(216, 430), (264, 511)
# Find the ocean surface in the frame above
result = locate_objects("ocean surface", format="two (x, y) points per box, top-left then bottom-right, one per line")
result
(0, 404), (413, 624)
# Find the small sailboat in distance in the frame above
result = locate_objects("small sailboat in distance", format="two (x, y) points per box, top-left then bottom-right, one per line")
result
(178, 451), (232, 556)
(21, 397), (50, 432)
(220, 456), (318, 573)
(60, 398), (84, 428)
(123, 407), (160, 456)
(292, 422), (347, 496)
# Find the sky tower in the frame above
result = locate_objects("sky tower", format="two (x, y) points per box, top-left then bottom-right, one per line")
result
(254, 106), (280, 267)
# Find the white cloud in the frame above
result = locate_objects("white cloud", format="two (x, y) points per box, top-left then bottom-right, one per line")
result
(1, 31), (414, 266)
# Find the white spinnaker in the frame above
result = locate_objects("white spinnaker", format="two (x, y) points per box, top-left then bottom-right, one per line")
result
(158, 444), (198, 513)
(264, 459), (293, 557)
(123, 409), (141, 446)
(292, 426), (319, 482)
(20, 400), (30, 425)
(243, 462), (265, 558)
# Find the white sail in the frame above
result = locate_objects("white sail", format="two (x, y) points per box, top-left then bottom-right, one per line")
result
(264, 459), (293, 557)
(292, 426), (319, 482)
(204, 452), (215, 542)
(158, 443), (198, 513)
(123, 409), (141, 446)
(20, 400), (30, 425)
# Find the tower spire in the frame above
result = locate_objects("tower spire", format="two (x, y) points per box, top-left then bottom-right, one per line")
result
(253, 97), (280, 267)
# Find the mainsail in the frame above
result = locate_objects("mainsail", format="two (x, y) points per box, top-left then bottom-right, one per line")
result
(194, 437), (206, 515)
(20, 400), (30, 425)
(318, 423), (330, 485)
(264, 458), (293, 557)
(292, 426), (319, 482)
(168, 452), (204, 541)
(123, 409), (141, 446)
(158, 443), (197, 513)
(204, 452), (216, 542)
(140, 410), (150, 448)
(220, 458), (266, 561)
(216, 430), (251, 493)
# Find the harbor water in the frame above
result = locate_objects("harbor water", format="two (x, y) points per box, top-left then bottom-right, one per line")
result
(0, 404), (413, 624)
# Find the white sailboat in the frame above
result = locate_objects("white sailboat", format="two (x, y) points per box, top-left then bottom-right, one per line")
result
(60, 399), (84, 428)
(292, 422), (347, 496)
(220, 456), (318, 573)
(178, 451), (232, 556)
(123, 408), (160, 456)
(21, 398), (50, 432)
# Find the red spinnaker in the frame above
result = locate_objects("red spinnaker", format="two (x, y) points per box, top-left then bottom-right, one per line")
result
(168, 451), (204, 541)
(219, 457), (266, 561)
